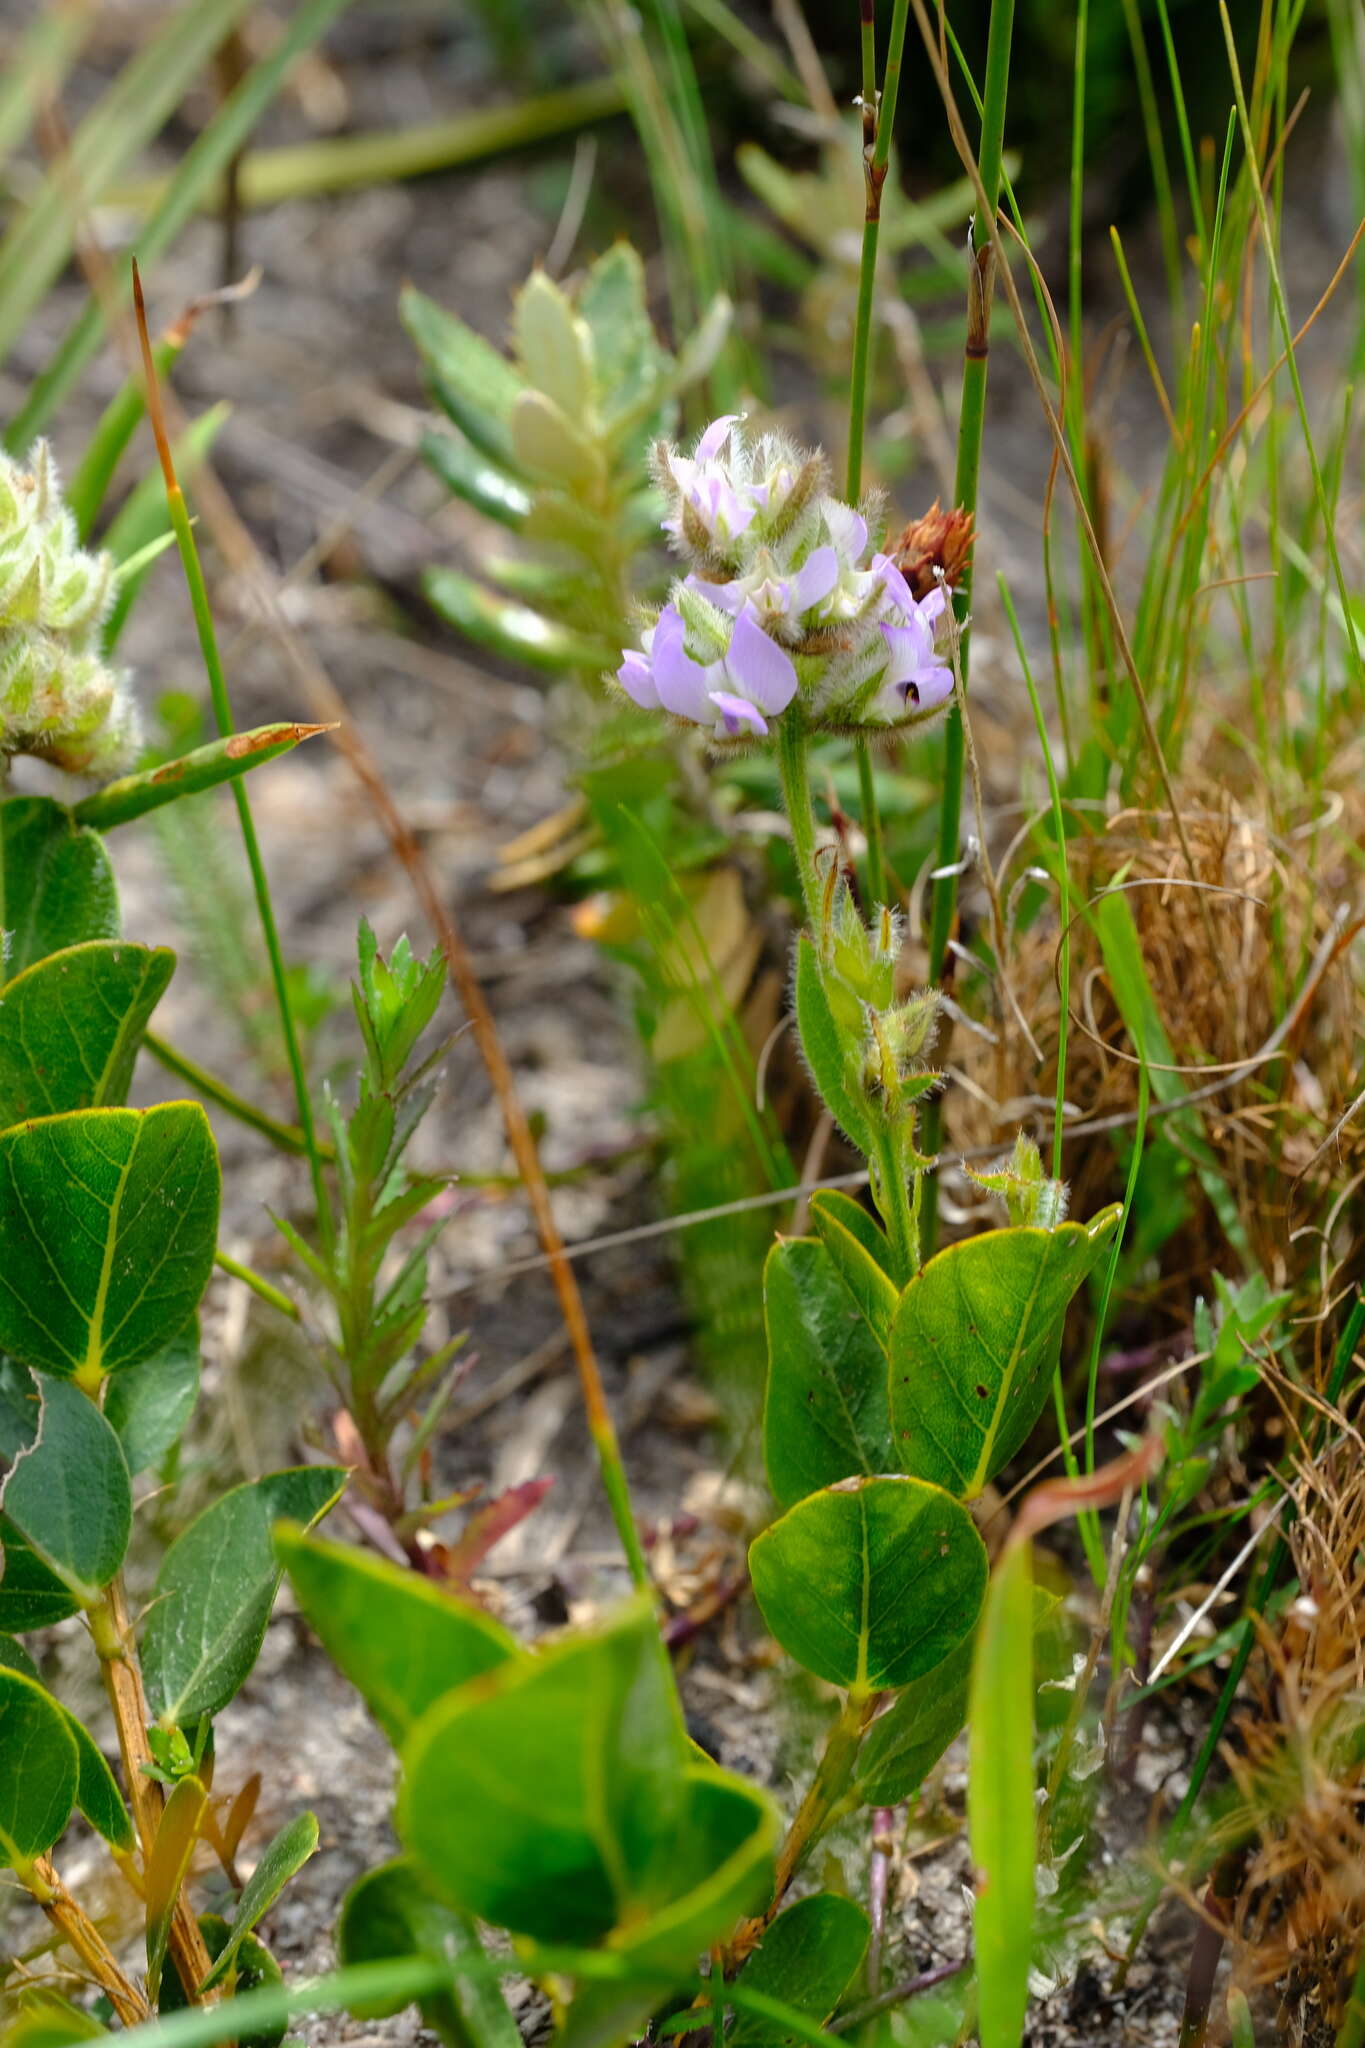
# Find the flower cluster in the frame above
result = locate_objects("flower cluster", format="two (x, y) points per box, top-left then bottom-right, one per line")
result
(0, 441), (139, 775)
(614, 415), (956, 742)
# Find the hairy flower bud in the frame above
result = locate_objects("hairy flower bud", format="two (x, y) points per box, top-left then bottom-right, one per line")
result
(0, 442), (140, 774)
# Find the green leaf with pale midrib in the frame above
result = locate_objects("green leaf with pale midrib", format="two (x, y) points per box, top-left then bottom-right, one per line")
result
(0, 1666), (78, 1870)
(277, 1527), (517, 1747)
(731, 1893), (870, 2046)
(200, 1812), (319, 1992)
(141, 1467), (347, 1727)
(0, 798), (119, 983)
(889, 1209), (1122, 1500)
(749, 1476), (988, 1693)
(0, 1104), (219, 1383)
(762, 1238), (894, 1510)
(0, 942), (174, 1126)
(0, 1369), (131, 1601)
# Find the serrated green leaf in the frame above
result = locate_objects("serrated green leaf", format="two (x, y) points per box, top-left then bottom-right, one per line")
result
(337, 1857), (522, 2048)
(399, 1597), (688, 1945)
(889, 1209), (1122, 1500)
(969, 1540), (1036, 2048)
(0, 797), (119, 982)
(0, 942), (174, 1125)
(731, 1893), (870, 2046)
(749, 1475), (987, 1694)
(200, 1812), (319, 1992)
(0, 1665), (78, 1870)
(419, 429), (531, 528)
(762, 1238), (894, 1510)
(103, 1321), (200, 1475)
(0, 1104), (220, 1385)
(277, 1528), (516, 1747)
(423, 566), (614, 673)
(142, 1467), (346, 1727)
(0, 1369), (131, 1601)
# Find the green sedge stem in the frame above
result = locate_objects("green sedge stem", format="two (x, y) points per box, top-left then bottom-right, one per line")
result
(133, 261), (332, 1262)
(919, 0), (1016, 1257)
(161, 482), (334, 1260)
(214, 1248), (301, 1323)
(777, 711), (820, 924)
(845, 0), (910, 911)
(145, 1031), (332, 1161)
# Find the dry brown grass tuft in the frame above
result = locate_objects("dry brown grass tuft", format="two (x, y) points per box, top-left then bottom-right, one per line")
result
(947, 792), (1362, 1295)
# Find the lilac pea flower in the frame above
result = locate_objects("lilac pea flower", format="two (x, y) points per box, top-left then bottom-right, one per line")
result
(876, 611), (953, 717)
(616, 646), (659, 709)
(688, 546), (838, 628)
(823, 500), (869, 567)
(653, 604), (798, 738)
(694, 414), (743, 461)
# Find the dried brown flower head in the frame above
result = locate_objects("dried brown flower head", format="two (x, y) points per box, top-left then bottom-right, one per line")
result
(888, 500), (975, 601)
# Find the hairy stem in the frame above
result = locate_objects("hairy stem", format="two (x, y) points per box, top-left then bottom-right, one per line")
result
(777, 711), (821, 925)
(726, 1690), (873, 1968)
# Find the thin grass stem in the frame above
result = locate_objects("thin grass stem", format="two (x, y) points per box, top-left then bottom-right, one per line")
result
(919, 0), (1015, 1254)
(131, 263), (334, 1261)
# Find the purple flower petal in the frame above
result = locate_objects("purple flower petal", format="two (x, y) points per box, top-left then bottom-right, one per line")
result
(686, 574), (746, 614)
(919, 584), (949, 625)
(695, 413), (743, 461)
(616, 649), (659, 709)
(824, 501), (869, 565)
(724, 608), (798, 714)
(872, 552), (917, 615)
(908, 664), (954, 709)
(651, 607), (715, 721)
(880, 617), (934, 682)
(792, 545), (839, 611)
(708, 690), (768, 737)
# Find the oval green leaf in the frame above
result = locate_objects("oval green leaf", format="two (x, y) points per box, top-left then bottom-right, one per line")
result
(0, 1632), (130, 1848)
(763, 1237), (895, 1510)
(0, 1518), (81, 1630)
(749, 1475), (987, 1693)
(792, 938), (872, 1154)
(200, 1811), (319, 1993)
(103, 1322), (200, 1475)
(889, 1209), (1122, 1500)
(337, 1856), (522, 2048)
(278, 1526), (517, 1748)
(0, 1371), (131, 1601)
(731, 1892), (870, 2046)
(0, 942), (174, 1125)
(0, 1665), (78, 1871)
(808, 1190), (899, 1345)
(0, 797), (119, 982)
(398, 1598), (687, 1946)
(142, 1466), (346, 1727)
(0, 1103), (220, 1383)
